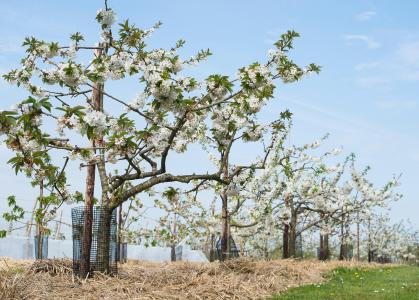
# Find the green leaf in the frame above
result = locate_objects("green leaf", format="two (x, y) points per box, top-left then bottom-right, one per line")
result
(7, 195), (16, 206)
(70, 32), (84, 43)
(280, 110), (293, 120)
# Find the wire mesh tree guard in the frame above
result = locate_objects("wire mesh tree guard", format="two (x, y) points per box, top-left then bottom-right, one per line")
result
(34, 235), (48, 259)
(340, 243), (354, 260)
(369, 249), (392, 264)
(71, 206), (118, 275)
(175, 244), (183, 261)
(295, 234), (303, 258)
(117, 242), (128, 263)
(215, 236), (240, 259)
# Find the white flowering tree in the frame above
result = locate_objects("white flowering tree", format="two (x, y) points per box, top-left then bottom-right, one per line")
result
(361, 214), (416, 262)
(221, 134), (399, 260)
(232, 211), (281, 258)
(281, 153), (400, 260)
(114, 179), (150, 246)
(247, 135), (347, 259)
(197, 132), (344, 259)
(338, 167), (402, 263)
(1, 2), (321, 273)
(153, 187), (208, 261)
(268, 146), (401, 260)
(226, 145), (404, 261)
(191, 115), (291, 260)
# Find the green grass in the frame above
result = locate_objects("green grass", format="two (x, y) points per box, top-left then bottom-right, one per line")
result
(270, 265), (419, 300)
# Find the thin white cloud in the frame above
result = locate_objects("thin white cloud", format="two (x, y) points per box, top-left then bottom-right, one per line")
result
(266, 29), (280, 36)
(375, 99), (418, 110)
(357, 70), (419, 87)
(0, 41), (22, 54)
(403, 71), (419, 80)
(397, 41), (419, 66)
(355, 11), (377, 22)
(263, 38), (276, 45)
(354, 61), (381, 71)
(356, 76), (390, 87)
(280, 97), (419, 183)
(264, 28), (285, 45)
(355, 39), (419, 87)
(280, 97), (385, 137)
(344, 34), (381, 49)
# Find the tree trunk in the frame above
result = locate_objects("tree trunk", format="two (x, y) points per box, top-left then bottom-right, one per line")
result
(264, 241), (269, 260)
(288, 213), (297, 257)
(54, 211), (63, 239)
(171, 244), (176, 262)
(367, 217), (372, 263)
(209, 234), (215, 262)
(368, 250), (374, 262)
(288, 229), (296, 258)
(356, 212), (360, 261)
(325, 234), (330, 259)
(319, 233), (323, 260)
(339, 216), (345, 260)
(282, 223), (289, 259)
(323, 234), (330, 260)
(220, 194), (229, 261)
(282, 196), (292, 259)
(96, 207), (112, 273)
(26, 197), (38, 237)
(171, 208), (178, 262)
(220, 160), (230, 261)
(80, 163), (95, 277)
(209, 202), (216, 262)
(319, 233), (330, 261)
(340, 244), (349, 261)
(117, 204), (123, 262)
(339, 243), (344, 261)
(79, 47), (103, 278)
(36, 181), (44, 260)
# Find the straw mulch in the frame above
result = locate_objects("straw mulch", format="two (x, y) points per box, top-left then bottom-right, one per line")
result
(0, 257), (383, 300)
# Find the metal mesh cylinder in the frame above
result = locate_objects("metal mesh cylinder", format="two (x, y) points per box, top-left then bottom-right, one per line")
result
(340, 244), (354, 260)
(117, 242), (128, 263)
(295, 234), (303, 258)
(34, 235), (48, 259)
(71, 206), (118, 275)
(215, 236), (239, 259)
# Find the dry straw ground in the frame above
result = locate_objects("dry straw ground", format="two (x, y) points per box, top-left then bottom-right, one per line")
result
(0, 257), (379, 299)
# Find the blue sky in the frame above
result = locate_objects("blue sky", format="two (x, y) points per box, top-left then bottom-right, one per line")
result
(0, 0), (418, 231)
